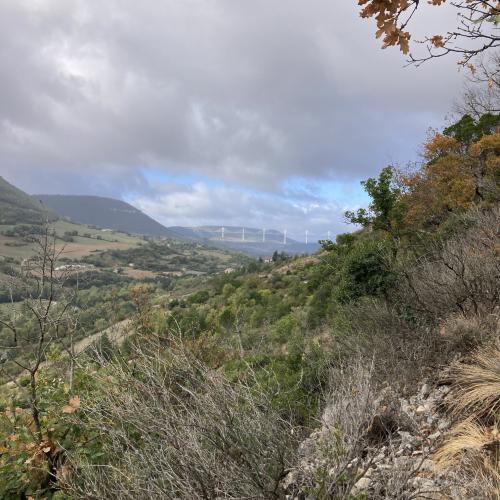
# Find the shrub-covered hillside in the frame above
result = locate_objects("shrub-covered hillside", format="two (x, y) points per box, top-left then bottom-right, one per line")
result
(0, 114), (498, 498)
(0, 176), (57, 225)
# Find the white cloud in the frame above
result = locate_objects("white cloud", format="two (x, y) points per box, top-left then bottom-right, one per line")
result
(131, 181), (350, 240)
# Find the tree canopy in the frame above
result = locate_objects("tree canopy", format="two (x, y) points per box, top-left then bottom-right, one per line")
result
(346, 114), (500, 232)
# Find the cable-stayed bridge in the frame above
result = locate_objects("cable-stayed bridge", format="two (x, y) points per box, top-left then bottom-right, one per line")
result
(167, 225), (329, 257)
(169, 226), (332, 245)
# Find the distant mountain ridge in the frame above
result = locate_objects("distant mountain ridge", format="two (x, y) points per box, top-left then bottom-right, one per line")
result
(36, 193), (319, 256)
(37, 195), (175, 237)
(0, 176), (57, 225)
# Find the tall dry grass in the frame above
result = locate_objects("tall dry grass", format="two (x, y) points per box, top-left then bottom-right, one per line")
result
(436, 343), (500, 498)
(448, 344), (500, 419)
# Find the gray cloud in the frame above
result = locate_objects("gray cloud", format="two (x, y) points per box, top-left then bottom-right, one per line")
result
(130, 181), (351, 242)
(0, 1), (467, 234)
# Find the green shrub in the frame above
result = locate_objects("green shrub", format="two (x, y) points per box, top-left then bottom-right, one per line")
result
(335, 239), (396, 303)
(188, 289), (210, 304)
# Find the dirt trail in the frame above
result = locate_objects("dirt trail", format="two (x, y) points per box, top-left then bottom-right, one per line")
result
(72, 318), (133, 354)
(2, 288), (198, 388)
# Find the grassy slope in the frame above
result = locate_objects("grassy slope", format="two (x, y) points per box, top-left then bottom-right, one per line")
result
(0, 176), (57, 225)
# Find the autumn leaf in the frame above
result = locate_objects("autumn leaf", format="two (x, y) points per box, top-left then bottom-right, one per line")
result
(431, 35), (445, 48)
(398, 31), (411, 54)
(62, 395), (80, 414)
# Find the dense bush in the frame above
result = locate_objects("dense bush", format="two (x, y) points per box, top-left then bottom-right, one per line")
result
(67, 338), (301, 499)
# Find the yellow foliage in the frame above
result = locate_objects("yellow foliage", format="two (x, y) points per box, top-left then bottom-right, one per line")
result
(423, 133), (460, 162)
(447, 345), (500, 419)
(400, 130), (499, 229)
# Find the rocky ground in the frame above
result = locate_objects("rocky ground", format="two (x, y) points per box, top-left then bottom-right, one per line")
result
(284, 375), (465, 499)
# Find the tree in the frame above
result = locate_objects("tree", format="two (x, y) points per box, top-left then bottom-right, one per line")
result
(400, 116), (500, 229)
(0, 226), (80, 495)
(456, 54), (500, 117)
(443, 113), (500, 146)
(345, 166), (401, 235)
(356, 0), (500, 65)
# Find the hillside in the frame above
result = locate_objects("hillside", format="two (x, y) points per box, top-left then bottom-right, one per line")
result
(169, 225), (320, 256)
(37, 195), (176, 237)
(0, 176), (57, 225)
(0, 115), (498, 498)
(0, 180), (143, 264)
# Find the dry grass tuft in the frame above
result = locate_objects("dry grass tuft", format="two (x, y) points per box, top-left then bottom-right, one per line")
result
(448, 344), (500, 419)
(435, 341), (500, 497)
(434, 419), (499, 469)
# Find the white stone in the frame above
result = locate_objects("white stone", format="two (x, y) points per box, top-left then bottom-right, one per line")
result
(428, 431), (441, 441)
(420, 459), (438, 473)
(415, 405), (426, 415)
(410, 476), (436, 491)
(439, 385), (451, 395)
(420, 383), (431, 398)
(364, 468), (375, 478)
(438, 419), (451, 431)
(352, 477), (372, 493)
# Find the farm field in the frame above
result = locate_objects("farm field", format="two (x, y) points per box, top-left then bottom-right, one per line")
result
(0, 220), (142, 261)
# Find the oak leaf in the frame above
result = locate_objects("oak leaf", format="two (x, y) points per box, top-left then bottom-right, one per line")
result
(431, 35), (445, 48)
(62, 395), (80, 414)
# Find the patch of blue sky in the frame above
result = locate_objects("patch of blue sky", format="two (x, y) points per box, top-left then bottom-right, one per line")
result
(281, 176), (369, 208)
(140, 168), (225, 188)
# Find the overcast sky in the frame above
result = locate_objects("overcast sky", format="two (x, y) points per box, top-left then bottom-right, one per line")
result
(0, 0), (466, 240)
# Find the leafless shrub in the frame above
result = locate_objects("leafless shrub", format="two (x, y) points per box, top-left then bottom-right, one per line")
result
(399, 207), (499, 320)
(449, 462), (500, 500)
(440, 313), (499, 352)
(370, 444), (437, 500)
(288, 359), (398, 498)
(332, 298), (443, 390)
(66, 336), (300, 499)
(0, 230), (76, 416)
(285, 359), (375, 498)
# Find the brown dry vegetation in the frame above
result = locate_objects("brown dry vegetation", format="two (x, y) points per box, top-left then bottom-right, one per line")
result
(67, 336), (300, 499)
